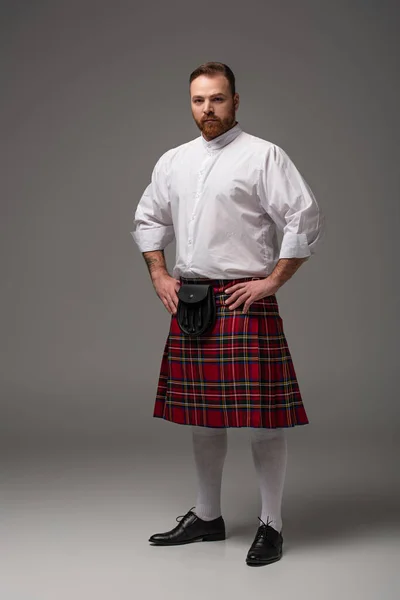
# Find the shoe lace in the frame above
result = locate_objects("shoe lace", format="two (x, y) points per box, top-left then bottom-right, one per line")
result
(258, 516), (273, 528)
(176, 506), (196, 522)
(254, 516), (275, 544)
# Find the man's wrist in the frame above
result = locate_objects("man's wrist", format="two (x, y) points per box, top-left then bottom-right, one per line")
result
(264, 273), (283, 292)
(151, 268), (169, 282)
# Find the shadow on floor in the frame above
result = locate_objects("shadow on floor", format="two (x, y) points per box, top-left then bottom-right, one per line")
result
(227, 489), (400, 547)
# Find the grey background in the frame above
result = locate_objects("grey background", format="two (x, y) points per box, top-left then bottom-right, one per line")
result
(1, 1), (399, 598)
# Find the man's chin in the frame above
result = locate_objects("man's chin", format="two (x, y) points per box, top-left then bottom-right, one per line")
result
(201, 121), (223, 134)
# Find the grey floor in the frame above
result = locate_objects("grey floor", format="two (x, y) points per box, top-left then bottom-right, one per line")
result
(2, 426), (399, 600)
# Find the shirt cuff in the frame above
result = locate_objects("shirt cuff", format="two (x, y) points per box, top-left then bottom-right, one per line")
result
(279, 232), (311, 259)
(131, 226), (175, 252)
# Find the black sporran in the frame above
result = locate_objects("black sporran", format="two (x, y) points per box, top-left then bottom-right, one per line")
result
(176, 283), (216, 337)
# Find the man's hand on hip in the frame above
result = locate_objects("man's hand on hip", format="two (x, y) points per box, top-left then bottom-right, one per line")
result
(224, 278), (281, 314)
(152, 274), (181, 315)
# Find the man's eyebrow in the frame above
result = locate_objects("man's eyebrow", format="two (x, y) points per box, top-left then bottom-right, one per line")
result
(192, 93), (227, 99)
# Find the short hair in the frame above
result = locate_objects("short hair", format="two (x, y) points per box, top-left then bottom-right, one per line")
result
(189, 62), (236, 96)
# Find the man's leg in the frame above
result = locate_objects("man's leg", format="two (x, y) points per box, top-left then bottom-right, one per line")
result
(246, 427), (287, 565)
(148, 425), (227, 545)
(250, 427), (287, 532)
(192, 425), (228, 520)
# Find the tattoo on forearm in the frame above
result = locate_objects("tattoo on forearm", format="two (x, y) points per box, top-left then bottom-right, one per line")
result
(145, 256), (159, 271)
(143, 250), (168, 278)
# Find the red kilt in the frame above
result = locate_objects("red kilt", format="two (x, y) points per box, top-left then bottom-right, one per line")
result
(153, 276), (309, 428)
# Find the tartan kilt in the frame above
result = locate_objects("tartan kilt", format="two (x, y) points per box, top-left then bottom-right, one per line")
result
(153, 276), (309, 428)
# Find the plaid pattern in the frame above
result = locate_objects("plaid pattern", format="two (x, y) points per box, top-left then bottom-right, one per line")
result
(153, 276), (309, 428)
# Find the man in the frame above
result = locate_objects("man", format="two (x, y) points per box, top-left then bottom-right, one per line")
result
(131, 62), (324, 566)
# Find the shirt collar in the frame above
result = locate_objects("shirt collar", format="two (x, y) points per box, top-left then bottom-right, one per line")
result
(201, 122), (243, 152)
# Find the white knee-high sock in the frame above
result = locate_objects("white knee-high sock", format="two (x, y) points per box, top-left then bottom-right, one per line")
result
(250, 428), (288, 533)
(191, 426), (228, 521)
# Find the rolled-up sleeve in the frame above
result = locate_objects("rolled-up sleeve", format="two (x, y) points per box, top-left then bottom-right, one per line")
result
(131, 151), (175, 252)
(257, 145), (325, 258)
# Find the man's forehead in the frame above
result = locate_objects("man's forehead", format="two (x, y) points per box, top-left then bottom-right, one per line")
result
(190, 75), (229, 96)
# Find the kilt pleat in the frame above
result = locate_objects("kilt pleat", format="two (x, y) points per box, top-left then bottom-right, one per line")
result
(153, 277), (309, 428)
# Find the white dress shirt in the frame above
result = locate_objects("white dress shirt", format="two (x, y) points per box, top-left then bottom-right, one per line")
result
(131, 122), (325, 279)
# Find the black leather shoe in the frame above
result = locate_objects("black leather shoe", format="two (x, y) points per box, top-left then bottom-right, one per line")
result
(246, 517), (283, 566)
(149, 507), (226, 546)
